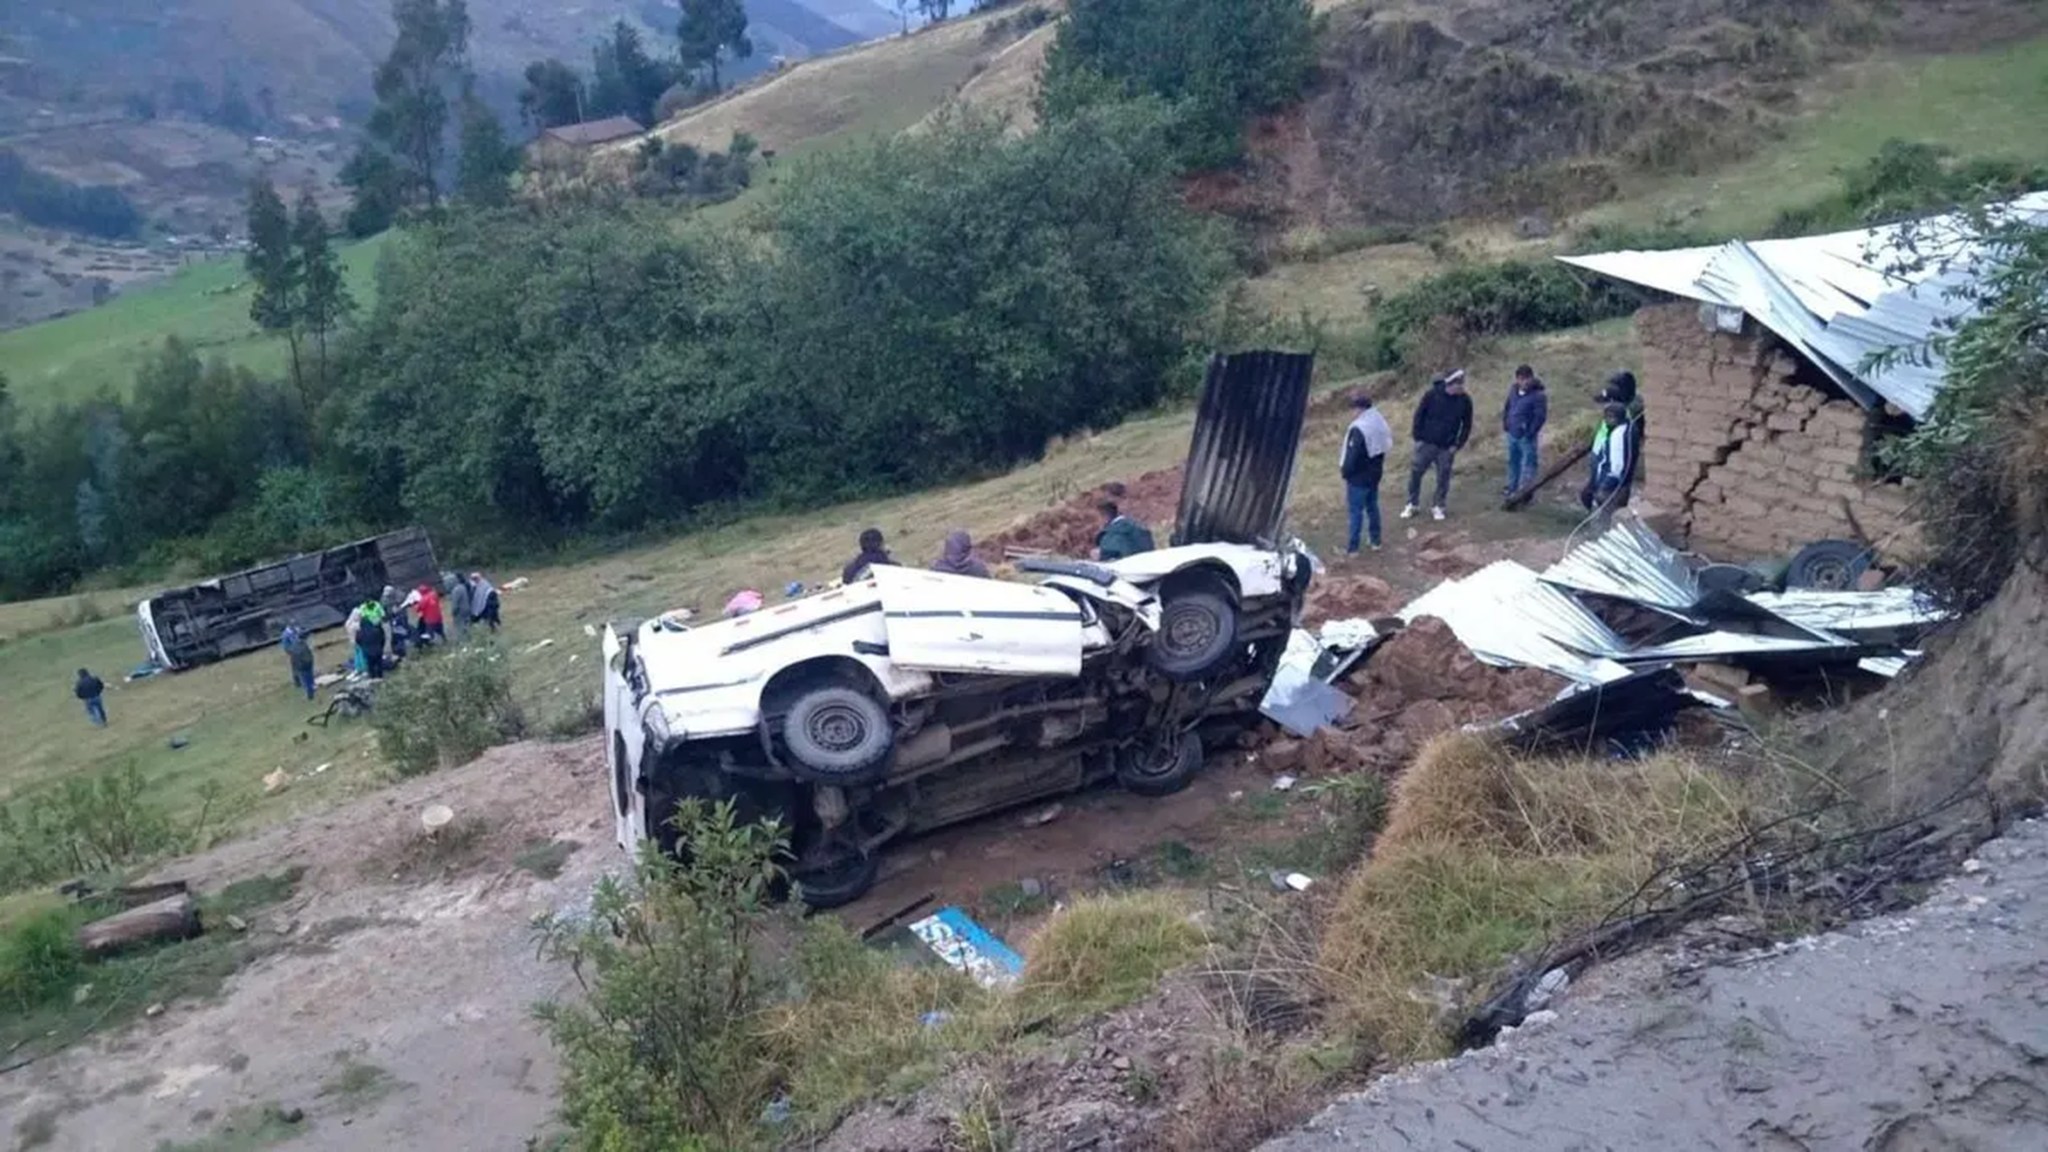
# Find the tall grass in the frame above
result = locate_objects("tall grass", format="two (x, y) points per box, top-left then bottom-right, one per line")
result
(1320, 732), (1752, 1061)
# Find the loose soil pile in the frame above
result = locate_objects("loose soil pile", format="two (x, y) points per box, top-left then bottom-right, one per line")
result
(1264, 618), (1568, 778)
(985, 468), (1184, 559)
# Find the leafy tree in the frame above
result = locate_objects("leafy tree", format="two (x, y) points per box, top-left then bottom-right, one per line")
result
(340, 146), (404, 237)
(589, 20), (675, 126)
(1041, 0), (1317, 169)
(519, 57), (586, 128)
(918, 0), (954, 20)
(676, 0), (752, 92)
(359, 0), (474, 214)
(456, 95), (521, 207)
(246, 179), (304, 406)
(292, 189), (354, 405)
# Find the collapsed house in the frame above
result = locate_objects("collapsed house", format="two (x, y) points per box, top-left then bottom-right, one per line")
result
(1562, 192), (2048, 562)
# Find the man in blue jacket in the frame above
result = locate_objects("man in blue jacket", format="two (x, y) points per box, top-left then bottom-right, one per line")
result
(1502, 364), (1548, 499)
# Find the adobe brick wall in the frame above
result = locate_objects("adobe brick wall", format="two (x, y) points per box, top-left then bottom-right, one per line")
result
(1634, 302), (1921, 561)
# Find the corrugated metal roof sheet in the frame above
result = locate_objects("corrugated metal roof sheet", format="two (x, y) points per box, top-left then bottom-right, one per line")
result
(1561, 192), (2048, 420)
(1539, 518), (1699, 613)
(1400, 561), (1634, 684)
(1744, 588), (1950, 635)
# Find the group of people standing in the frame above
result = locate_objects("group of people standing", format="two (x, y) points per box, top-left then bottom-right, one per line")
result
(291, 571), (499, 695)
(1339, 365), (1645, 554)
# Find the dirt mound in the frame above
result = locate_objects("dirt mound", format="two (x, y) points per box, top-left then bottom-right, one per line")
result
(1304, 571), (1400, 626)
(1264, 618), (1568, 778)
(985, 467), (1184, 558)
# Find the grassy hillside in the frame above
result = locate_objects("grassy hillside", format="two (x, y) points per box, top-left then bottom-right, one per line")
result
(0, 232), (388, 410)
(1590, 35), (2048, 236)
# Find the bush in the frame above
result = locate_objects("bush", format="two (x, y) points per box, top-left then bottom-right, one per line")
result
(1770, 139), (2048, 238)
(371, 645), (526, 776)
(1367, 260), (1646, 370)
(0, 763), (184, 891)
(1040, 0), (1316, 169)
(0, 906), (88, 1015)
(0, 149), (145, 238)
(537, 802), (991, 1148)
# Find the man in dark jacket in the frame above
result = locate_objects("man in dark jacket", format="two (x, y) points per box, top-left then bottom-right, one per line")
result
(1404, 370), (1474, 521)
(1501, 365), (1548, 499)
(842, 528), (894, 585)
(75, 668), (107, 727)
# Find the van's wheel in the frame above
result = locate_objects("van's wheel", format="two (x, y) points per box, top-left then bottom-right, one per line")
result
(1116, 731), (1203, 797)
(781, 685), (894, 785)
(793, 845), (880, 909)
(1147, 589), (1240, 682)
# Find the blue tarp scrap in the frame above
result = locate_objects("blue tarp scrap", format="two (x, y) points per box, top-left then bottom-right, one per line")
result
(909, 906), (1025, 989)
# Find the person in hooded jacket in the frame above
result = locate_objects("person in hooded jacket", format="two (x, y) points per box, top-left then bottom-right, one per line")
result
(75, 668), (107, 727)
(842, 529), (894, 585)
(1502, 365), (1549, 498)
(1404, 370), (1474, 521)
(1581, 371), (1647, 511)
(281, 623), (317, 700)
(1339, 391), (1394, 553)
(930, 530), (991, 578)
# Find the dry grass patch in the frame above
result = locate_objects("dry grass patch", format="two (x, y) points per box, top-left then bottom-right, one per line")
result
(1321, 732), (1754, 1061)
(1022, 892), (1206, 1017)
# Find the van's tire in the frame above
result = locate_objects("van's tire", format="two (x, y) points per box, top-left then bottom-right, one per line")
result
(1786, 539), (1873, 591)
(781, 685), (894, 785)
(1148, 589), (1240, 682)
(793, 848), (880, 909)
(1116, 731), (1203, 797)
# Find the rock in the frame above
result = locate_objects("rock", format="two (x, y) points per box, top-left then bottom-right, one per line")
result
(1855, 568), (1887, 591)
(1112, 1056), (1132, 1072)
(1521, 1009), (1559, 1030)
(262, 768), (291, 795)
(1019, 878), (1045, 898)
(1514, 213), (1554, 239)
(224, 914), (248, 933)
(1962, 858), (1987, 875)
(276, 1105), (306, 1124)
(1524, 967), (1571, 1012)
(1263, 739), (1305, 774)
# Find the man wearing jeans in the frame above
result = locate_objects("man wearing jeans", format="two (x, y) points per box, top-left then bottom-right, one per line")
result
(75, 668), (107, 726)
(1403, 370), (1474, 521)
(1340, 392), (1393, 553)
(1501, 364), (1548, 498)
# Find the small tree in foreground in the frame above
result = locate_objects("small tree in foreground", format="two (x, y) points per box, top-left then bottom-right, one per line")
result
(534, 802), (788, 1151)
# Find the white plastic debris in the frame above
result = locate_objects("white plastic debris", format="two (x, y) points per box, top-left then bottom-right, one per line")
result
(1284, 873), (1313, 892)
(1273, 775), (1298, 792)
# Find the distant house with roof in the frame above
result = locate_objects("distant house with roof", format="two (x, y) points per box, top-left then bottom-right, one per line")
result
(530, 115), (646, 160)
(1563, 193), (2048, 562)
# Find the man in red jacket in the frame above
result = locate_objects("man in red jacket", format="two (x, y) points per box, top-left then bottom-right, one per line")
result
(416, 583), (446, 645)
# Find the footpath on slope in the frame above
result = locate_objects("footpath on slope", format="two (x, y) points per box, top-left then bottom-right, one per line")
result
(1265, 818), (2048, 1152)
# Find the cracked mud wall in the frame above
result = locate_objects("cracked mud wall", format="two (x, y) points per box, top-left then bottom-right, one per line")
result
(1634, 302), (1920, 559)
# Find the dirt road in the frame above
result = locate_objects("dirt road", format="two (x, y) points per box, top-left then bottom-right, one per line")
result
(1264, 818), (2048, 1152)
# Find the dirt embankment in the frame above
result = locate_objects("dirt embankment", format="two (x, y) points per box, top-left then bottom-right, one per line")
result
(1218, 0), (2048, 229)
(984, 468), (1186, 559)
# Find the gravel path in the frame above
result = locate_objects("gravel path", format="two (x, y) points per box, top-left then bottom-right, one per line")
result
(1265, 819), (2048, 1152)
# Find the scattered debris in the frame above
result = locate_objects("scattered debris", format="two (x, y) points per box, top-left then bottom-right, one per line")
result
(582, 624), (598, 638)
(168, 734), (190, 750)
(502, 577), (531, 592)
(1272, 775), (1298, 792)
(1021, 803), (1064, 828)
(909, 907), (1025, 989)
(262, 768), (291, 795)
(520, 638), (556, 654)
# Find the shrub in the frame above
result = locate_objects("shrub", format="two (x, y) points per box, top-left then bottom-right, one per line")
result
(1367, 260), (1646, 370)
(1021, 892), (1204, 1015)
(0, 906), (87, 1015)
(371, 644), (526, 776)
(0, 763), (182, 891)
(1770, 139), (2048, 238)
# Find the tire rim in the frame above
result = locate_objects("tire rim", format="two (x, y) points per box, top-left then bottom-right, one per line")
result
(1129, 738), (1186, 780)
(1806, 559), (1852, 590)
(807, 701), (871, 754)
(1162, 603), (1222, 658)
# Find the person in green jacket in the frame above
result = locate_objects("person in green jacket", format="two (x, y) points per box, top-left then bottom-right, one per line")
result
(1094, 501), (1156, 561)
